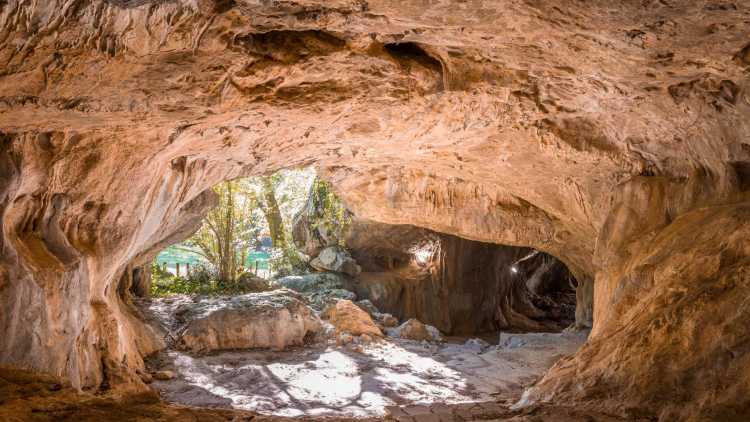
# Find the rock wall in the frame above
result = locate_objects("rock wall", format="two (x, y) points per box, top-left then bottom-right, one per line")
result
(527, 204), (750, 420)
(0, 0), (749, 418)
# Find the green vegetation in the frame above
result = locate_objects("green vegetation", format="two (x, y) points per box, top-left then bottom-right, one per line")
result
(150, 263), (270, 297)
(309, 178), (352, 246)
(150, 168), (352, 296)
(186, 180), (262, 283)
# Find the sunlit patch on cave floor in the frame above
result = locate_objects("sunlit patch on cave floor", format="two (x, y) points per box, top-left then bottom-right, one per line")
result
(149, 332), (587, 418)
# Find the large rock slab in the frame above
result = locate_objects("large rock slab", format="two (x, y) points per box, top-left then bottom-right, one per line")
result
(176, 289), (322, 353)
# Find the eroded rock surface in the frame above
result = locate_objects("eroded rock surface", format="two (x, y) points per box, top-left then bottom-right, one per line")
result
(0, 0), (749, 419)
(175, 290), (322, 353)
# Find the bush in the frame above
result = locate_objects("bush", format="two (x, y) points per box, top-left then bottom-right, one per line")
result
(150, 262), (272, 297)
(269, 241), (308, 278)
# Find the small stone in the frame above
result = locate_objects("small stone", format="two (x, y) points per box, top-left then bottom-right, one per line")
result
(338, 333), (353, 345)
(152, 370), (175, 381)
(381, 313), (399, 327)
(386, 318), (442, 341)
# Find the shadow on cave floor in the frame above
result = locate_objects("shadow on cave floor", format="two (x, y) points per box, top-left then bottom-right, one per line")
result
(0, 363), (638, 422)
(144, 330), (588, 418)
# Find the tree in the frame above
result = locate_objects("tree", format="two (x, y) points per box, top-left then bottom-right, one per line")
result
(252, 170), (315, 275)
(259, 175), (286, 246)
(187, 180), (261, 283)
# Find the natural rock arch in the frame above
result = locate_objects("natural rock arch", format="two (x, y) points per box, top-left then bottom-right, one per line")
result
(0, 0), (749, 419)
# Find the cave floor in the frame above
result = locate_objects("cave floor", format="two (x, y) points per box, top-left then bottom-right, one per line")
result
(147, 331), (589, 419)
(0, 365), (638, 422)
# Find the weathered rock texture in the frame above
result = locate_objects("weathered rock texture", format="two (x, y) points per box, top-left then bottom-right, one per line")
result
(0, 0), (749, 419)
(322, 299), (383, 338)
(175, 290), (322, 353)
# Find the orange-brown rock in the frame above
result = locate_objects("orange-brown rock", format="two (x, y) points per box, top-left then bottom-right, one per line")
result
(0, 1), (749, 420)
(387, 319), (434, 342)
(323, 300), (383, 338)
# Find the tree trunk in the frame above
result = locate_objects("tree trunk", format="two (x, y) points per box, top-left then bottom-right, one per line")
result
(260, 177), (286, 247)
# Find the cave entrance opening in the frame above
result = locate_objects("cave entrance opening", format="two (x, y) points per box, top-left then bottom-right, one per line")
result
(138, 167), (319, 298)
(129, 168), (588, 418)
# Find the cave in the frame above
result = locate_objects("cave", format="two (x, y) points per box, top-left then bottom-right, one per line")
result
(113, 171), (584, 417)
(1, 0), (750, 421)
(344, 221), (580, 336)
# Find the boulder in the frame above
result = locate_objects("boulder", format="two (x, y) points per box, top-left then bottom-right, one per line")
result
(236, 273), (271, 292)
(323, 299), (382, 338)
(274, 272), (347, 292)
(274, 272), (357, 311)
(310, 246), (362, 277)
(381, 314), (399, 328)
(307, 288), (357, 311)
(355, 299), (380, 316)
(176, 289), (322, 353)
(387, 318), (442, 342)
(291, 183), (337, 257)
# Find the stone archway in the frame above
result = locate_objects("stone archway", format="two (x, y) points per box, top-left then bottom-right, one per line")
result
(1, 0), (749, 419)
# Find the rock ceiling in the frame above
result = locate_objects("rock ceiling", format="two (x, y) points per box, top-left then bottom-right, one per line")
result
(0, 0), (749, 419)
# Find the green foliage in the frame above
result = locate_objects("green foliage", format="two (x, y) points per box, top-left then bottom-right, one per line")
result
(186, 180), (263, 283)
(150, 262), (206, 296)
(153, 168), (321, 295)
(310, 178), (352, 246)
(150, 262), (271, 297)
(251, 170), (314, 277)
(269, 240), (307, 278)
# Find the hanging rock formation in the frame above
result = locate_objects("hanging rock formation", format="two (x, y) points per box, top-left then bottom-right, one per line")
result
(0, 0), (749, 419)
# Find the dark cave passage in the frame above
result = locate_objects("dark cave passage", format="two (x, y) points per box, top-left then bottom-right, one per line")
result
(341, 221), (578, 336)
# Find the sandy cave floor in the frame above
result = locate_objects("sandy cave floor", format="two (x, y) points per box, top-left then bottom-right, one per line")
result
(145, 310), (588, 418)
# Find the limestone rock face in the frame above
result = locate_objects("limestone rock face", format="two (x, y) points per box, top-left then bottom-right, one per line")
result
(322, 299), (383, 338)
(0, 0), (749, 419)
(176, 290), (322, 353)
